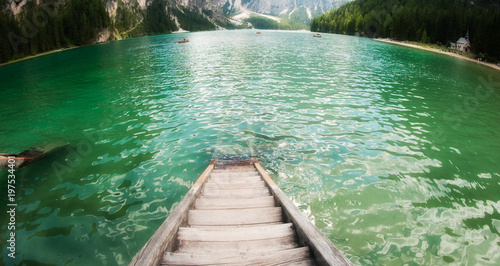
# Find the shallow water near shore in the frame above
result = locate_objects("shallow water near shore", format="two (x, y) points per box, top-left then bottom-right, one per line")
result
(1, 30), (500, 265)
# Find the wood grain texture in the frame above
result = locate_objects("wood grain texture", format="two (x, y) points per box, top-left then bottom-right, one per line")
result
(201, 188), (271, 198)
(176, 236), (298, 254)
(188, 207), (282, 226)
(207, 176), (262, 183)
(204, 181), (266, 190)
(162, 246), (311, 265)
(195, 196), (276, 209)
(177, 223), (294, 242)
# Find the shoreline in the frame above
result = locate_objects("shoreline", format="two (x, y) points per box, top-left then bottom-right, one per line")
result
(0, 47), (79, 67)
(375, 38), (500, 72)
(8, 34), (498, 72)
(0, 30), (195, 68)
(0, 30), (308, 67)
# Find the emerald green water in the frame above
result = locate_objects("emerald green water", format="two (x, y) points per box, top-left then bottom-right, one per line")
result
(1, 30), (500, 265)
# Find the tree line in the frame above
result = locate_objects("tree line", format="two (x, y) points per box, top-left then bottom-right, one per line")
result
(311, 0), (500, 62)
(0, 0), (110, 63)
(243, 15), (309, 30)
(0, 0), (218, 64)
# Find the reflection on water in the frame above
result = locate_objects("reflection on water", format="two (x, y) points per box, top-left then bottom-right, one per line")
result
(0, 30), (499, 265)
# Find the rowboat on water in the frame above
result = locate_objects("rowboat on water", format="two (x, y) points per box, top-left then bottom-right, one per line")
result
(0, 145), (65, 169)
(130, 155), (352, 266)
(313, 34), (322, 38)
(178, 38), (189, 43)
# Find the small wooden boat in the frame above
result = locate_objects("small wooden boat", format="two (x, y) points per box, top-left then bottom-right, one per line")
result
(178, 38), (189, 43)
(1, 144), (68, 169)
(1, 146), (56, 168)
(313, 33), (322, 38)
(256, 32), (261, 34)
(130, 155), (352, 266)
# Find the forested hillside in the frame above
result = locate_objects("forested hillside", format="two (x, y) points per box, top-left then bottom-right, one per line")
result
(311, 0), (500, 61)
(0, 0), (110, 63)
(0, 0), (222, 64)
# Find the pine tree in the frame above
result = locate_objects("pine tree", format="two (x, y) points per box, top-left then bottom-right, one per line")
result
(421, 29), (429, 43)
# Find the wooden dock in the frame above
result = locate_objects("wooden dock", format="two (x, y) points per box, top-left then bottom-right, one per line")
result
(130, 156), (352, 266)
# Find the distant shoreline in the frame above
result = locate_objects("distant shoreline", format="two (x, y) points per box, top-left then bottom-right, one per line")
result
(0, 30), (201, 68)
(375, 38), (500, 72)
(8, 34), (499, 72)
(0, 30), (296, 67)
(0, 47), (79, 67)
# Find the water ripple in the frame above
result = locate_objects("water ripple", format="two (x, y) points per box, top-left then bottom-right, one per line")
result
(1, 30), (500, 265)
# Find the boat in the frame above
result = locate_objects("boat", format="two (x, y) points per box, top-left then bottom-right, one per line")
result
(0, 145), (65, 169)
(256, 32), (261, 34)
(313, 34), (322, 38)
(178, 38), (189, 43)
(130, 155), (352, 266)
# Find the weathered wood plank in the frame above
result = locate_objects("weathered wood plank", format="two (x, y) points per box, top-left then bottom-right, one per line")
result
(211, 169), (258, 174)
(274, 258), (316, 266)
(129, 163), (214, 266)
(210, 171), (260, 175)
(254, 161), (353, 266)
(188, 207), (282, 226)
(204, 181), (266, 190)
(208, 176), (262, 183)
(211, 171), (259, 174)
(191, 222), (283, 229)
(195, 196), (275, 209)
(210, 175), (262, 182)
(210, 175), (259, 179)
(176, 236), (298, 254)
(177, 223), (294, 242)
(210, 173), (261, 179)
(161, 246), (310, 265)
(202, 187), (269, 193)
(201, 188), (270, 198)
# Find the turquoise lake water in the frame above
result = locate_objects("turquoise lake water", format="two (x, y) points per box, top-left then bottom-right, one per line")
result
(1, 30), (500, 265)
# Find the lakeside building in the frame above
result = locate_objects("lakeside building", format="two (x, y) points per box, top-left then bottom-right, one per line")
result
(451, 31), (471, 53)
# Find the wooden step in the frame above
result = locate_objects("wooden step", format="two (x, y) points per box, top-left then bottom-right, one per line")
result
(210, 173), (260, 178)
(209, 176), (262, 182)
(188, 207), (282, 226)
(176, 235), (299, 255)
(275, 258), (316, 266)
(201, 188), (270, 198)
(161, 246), (311, 265)
(204, 181), (266, 190)
(210, 174), (261, 179)
(211, 170), (258, 174)
(191, 222), (283, 229)
(195, 196), (275, 209)
(177, 223), (294, 242)
(211, 171), (259, 176)
(208, 176), (262, 183)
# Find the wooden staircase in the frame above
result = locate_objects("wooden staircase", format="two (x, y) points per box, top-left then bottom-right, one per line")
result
(162, 166), (315, 265)
(130, 158), (352, 266)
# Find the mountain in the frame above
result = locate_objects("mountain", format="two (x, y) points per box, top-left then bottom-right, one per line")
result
(0, 0), (229, 63)
(221, 0), (349, 17)
(221, 0), (351, 29)
(310, 0), (500, 61)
